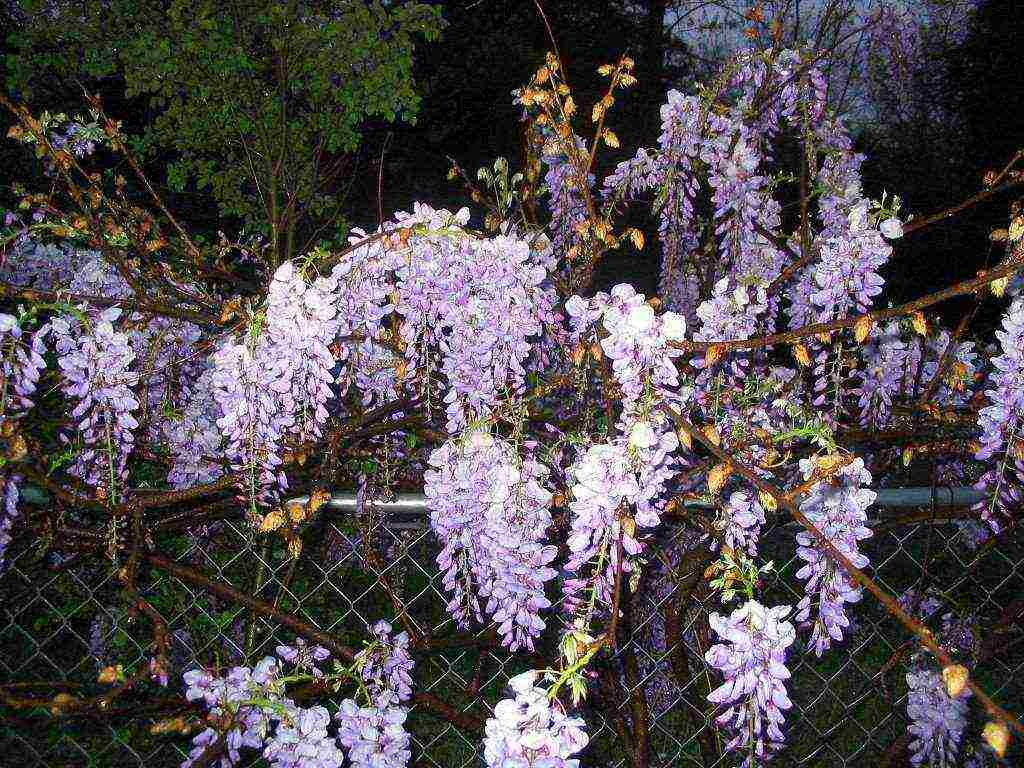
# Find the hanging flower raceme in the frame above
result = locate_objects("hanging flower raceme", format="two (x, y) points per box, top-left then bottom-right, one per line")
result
(265, 261), (340, 443)
(705, 600), (796, 766)
(424, 430), (557, 650)
(336, 621), (415, 768)
(714, 490), (766, 556)
(51, 307), (139, 503)
(211, 332), (293, 517)
(974, 295), (1024, 529)
(182, 650), (345, 768)
(483, 670), (589, 768)
(562, 426), (678, 620)
(906, 664), (970, 767)
(794, 456), (876, 656)
(164, 368), (224, 490)
(0, 313), (47, 567)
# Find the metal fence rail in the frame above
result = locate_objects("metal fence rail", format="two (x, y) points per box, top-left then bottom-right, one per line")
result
(1, 488), (1020, 767)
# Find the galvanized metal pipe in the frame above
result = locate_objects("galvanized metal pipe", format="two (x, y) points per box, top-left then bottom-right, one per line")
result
(291, 486), (984, 512)
(288, 486), (986, 530)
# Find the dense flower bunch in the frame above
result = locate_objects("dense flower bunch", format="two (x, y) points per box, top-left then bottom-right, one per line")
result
(975, 293), (1024, 529)
(336, 621), (415, 768)
(0, 240), (82, 291)
(265, 262), (341, 443)
(483, 670), (589, 768)
(387, 205), (557, 431)
(906, 664), (970, 767)
(714, 490), (766, 557)
(211, 334), (293, 516)
(335, 701), (410, 768)
(704, 600), (796, 766)
(424, 430), (557, 650)
(182, 657), (285, 768)
(50, 308), (140, 501)
(562, 426), (679, 620)
(264, 704), (345, 768)
(543, 151), (591, 262)
(182, 643), (352, 768)
(164, 369), (224, 490)
(794, 457), (876, 656)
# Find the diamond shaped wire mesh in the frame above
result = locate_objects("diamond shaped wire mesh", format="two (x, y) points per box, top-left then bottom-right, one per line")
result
(1, 505), (1021, 767)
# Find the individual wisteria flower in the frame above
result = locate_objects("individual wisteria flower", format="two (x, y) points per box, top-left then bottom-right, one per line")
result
(879, 217), (904, 239)
(275, 637), (331, 676)
(795, 457), (876, 656)
(424, 430), (557, 650)
(705, 600), (796, 765)
(50, 307), (140, 502)
(483, 670), (589, 768)
(906, 663), (970, 767)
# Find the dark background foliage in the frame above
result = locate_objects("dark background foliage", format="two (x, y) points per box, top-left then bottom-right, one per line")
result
(2, 0), (1023, 312)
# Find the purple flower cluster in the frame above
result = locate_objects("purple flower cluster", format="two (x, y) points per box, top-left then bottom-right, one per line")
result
(0, 313), (47, 418)
(695, 278), (770, 380)
(714, 490), (766, 556)
(182, 658), (281, 768)
(266, 262), (341, 443)
(385, 204), (556, 432)
(276, 638), (331, 676)
(543, 153), (591, 261)
(182, 648), (347, 768)
(51, 308), (139, 501)
(567, 283), (688, 418)
(264, 704), (344, 768)
(795, 457), (876, 656)
(164, 368), (224, 489)
(360, 621), (414, 701)
(336, 621), (415, 768)
(483, 670), (589, 768)
(705, 600), (796, 765)
(211, 335), (293, 515)
(0, 475), (20, 571)
(563, 428), (678, 619)
(906, 664), (969, 767)
(0, 240), (79, 291)
(424, 431), (556, 650)
(974, 296), (1024, 528)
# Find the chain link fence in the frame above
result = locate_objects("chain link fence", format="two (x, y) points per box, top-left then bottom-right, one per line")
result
(2, 494), (1021, 767)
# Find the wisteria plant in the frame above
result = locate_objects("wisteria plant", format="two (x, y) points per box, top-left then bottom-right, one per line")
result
(1, 5), (1023, 767)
